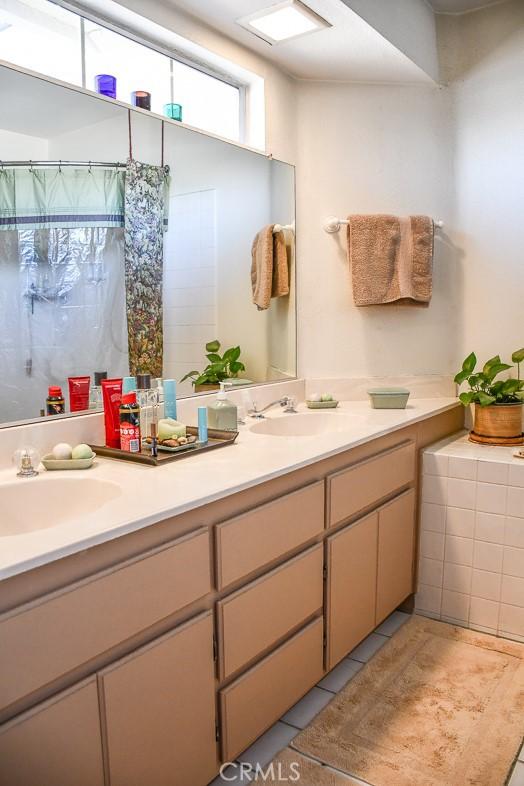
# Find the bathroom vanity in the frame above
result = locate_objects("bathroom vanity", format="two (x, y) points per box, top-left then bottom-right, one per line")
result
(0, 401), (462, 786)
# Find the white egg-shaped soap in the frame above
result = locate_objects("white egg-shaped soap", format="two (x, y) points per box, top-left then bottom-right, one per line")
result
(308, 392), (321, 402)
(321, 393), (334, 402)
(52, 442), (73, 460)
(72, 443), (93, 460)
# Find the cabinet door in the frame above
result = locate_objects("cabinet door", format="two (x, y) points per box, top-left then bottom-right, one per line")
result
(326, 512), (378, 669)
(376, 490), (416, 624)
(100, 611), (218, 786)
(0, 678), (104, 786)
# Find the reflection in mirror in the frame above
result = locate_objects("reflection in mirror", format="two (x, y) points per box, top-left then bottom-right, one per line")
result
(0, 64), (296, 427)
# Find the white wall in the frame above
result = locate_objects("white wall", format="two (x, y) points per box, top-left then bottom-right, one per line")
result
(295, 81), (459, 380)
(439, 1), (524, 368)
(0, 129), (48, 159)
(341, 0), (440, 82)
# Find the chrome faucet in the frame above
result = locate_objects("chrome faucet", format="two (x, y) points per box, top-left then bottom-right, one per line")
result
(248, 396), (298, 419)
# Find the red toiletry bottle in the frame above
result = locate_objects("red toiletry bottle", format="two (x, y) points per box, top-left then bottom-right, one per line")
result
(119, 393), (141, 453)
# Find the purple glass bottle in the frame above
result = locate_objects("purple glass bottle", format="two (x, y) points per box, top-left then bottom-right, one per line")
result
(95, 74), (117, 99)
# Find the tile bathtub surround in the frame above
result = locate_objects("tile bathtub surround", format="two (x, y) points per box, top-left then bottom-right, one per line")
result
(417, 434), (524, 639)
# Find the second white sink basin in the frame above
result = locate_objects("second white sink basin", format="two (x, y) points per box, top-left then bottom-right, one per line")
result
(249, 412), (363, 437)
(0, 476), (122, 537)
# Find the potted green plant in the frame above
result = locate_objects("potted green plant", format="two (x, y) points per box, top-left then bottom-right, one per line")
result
(454, 349), (524, 444)
(180, 340), (246, 393)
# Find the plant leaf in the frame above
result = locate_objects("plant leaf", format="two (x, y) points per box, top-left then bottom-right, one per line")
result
(206, 353), (222, 363)
(222, 346), (241, 363)
(484, 362), (512, 382)
(459, 391), (475, 406)
(180, 370), (199, 383)
(502, 379), (522, 395)
(462, 352), (477, 374)
(229, 361), (245, 374)
(454, 370), (470, 385)
(477, 391), (496, 407)
(205, 340), (220, 353)
(482, 355), (501, 375)
(512, 348), (524, 364)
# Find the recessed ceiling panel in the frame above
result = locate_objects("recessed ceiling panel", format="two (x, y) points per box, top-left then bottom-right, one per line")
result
(163, 0), (432, 82)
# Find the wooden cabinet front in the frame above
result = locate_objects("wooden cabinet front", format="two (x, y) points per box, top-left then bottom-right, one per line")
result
(376, 490), (416, 624)
(0, 678), (104, 786)
(100, 612), (218, 786)
(217, 544), (324, 680)
(326, 512), (378, 670)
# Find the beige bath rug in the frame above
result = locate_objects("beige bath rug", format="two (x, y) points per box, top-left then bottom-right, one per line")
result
(254, 748), (356, 784)
(292, 615), (524, 786)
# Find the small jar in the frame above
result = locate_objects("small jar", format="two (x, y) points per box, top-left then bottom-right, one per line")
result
(46, 386), (65, 416)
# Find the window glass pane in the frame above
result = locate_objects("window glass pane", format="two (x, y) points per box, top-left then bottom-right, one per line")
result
(84, 21), (171, 115)
(0, 0), (81, 84)
(172, 60), (240, 142)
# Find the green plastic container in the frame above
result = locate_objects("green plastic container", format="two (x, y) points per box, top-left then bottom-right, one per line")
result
(367, 387), (411, 409)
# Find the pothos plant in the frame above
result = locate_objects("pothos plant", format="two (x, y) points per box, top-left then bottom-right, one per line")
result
(454, 349), (524, 407)
(180, 340), (245, 388)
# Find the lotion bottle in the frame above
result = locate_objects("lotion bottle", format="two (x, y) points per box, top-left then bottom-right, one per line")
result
(207, 382), (237, 431)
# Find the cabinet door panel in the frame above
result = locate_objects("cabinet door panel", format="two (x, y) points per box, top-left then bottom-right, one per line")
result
(376, 490), (416, 624)
(0, 678), (104, 786)
(220, 618), (324, 761)
(100, 612), (218, 786)
(328, 441), (415, 527)
(217, 545), (323, 680)
(326, 512), (378, 669)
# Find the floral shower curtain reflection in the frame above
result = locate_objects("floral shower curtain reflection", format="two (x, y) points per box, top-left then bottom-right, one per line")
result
(124, 159), (170, 378)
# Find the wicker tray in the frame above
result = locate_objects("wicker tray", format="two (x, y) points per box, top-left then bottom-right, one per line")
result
(90, 427), (238, 466)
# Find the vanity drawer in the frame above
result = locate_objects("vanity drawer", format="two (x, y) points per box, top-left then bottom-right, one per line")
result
(219, 617), (324, 761)
(215, 480), (325, 590)
(0, 528), (211, 711)
(327, 440), (416, 528)
(217, 544), (323, 681)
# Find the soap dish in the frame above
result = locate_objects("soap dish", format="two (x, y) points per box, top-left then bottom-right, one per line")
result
(367, 388), (410, 409)
(306, 400), (339, 409)
(42, 452), (96, 470)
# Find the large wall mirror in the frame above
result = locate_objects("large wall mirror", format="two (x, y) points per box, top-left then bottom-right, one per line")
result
(0, 64), (296, 427)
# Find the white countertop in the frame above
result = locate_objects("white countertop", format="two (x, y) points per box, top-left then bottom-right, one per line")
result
(0, 398), (459, 580)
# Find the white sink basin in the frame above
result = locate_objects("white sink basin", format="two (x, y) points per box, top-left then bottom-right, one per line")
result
(249, 412), (364, 437)
(0, 477), (122, 536)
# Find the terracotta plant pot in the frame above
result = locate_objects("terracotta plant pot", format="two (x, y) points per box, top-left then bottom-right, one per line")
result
(195, 383), (220, 393)
(472, 403), (524, 445)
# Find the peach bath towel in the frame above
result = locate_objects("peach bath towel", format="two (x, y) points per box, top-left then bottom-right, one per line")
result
(251, 225), (289, 310)
(348, 214), (434, 306)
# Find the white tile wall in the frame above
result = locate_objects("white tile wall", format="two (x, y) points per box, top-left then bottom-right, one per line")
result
(416, 435), (524, 640)
(163, 189), (217, 396)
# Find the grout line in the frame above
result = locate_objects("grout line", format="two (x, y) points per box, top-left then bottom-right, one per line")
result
(289, 747), (374, 785)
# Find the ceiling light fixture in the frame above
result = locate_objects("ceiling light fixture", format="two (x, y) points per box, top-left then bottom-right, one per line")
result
(237, 0), (330, 46)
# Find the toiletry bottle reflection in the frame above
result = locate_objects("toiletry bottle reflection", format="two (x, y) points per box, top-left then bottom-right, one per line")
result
(46, 386), (65, 416)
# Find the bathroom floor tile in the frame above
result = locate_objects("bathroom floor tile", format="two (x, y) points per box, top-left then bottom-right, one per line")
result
(348, 633), (388, 663)
(281, 687), (333, 729)
(209, 764), (253, 783)
(509, 762), (524, 786)
(519, 742), (524, 762)
(237, 722), (298, 770)
(374, 611), (410, 637)
(318, 658), (363, 693)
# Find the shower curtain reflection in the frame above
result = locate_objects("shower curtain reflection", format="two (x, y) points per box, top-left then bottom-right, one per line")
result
(0, 227), (128, 422)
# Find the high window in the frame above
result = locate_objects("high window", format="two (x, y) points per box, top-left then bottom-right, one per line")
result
(0, 0), (242, 141)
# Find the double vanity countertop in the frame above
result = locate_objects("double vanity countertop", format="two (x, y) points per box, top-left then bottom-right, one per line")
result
(0, 398), (460, 580)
